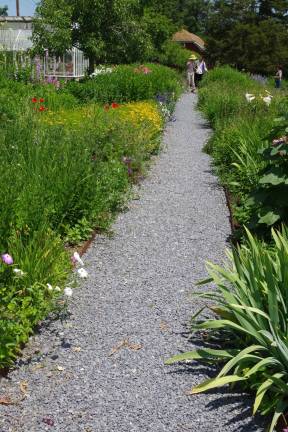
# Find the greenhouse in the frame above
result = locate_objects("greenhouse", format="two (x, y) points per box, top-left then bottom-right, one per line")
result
(44, 47), (89, 79)
(0, 17), (89, 79)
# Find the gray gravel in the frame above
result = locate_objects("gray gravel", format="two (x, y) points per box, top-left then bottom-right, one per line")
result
(0, 93), (264, 432)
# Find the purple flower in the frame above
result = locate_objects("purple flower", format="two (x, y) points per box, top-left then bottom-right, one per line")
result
(283, 428), (288, 432)
(1, 253), (13, 265)
(122, 156), (132, 165)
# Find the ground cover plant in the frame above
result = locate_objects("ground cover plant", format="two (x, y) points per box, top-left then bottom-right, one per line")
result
(0, 64), (181, 367)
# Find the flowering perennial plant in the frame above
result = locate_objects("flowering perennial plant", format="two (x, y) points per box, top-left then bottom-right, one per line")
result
(134, 65), (152, 75)
(0, 63), (179, 368)
(1, 253), (13, 265)
(90, 66), (113, 78)
(245, 90), (273, 106)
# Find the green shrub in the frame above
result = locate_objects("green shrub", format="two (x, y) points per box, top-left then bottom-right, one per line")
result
(247, 115), (288, 229)
(65, 63), (182, 103)
(166, 227), (288, 432)
(0, 227), (70, 366)
(157, 41), (192, 71)
(198, 66), (286, 232)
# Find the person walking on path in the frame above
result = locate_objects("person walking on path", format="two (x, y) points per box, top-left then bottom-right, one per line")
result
(195, 57), (208, 87)
(275, 65), (283, 89)
(186, 54), (198, 92)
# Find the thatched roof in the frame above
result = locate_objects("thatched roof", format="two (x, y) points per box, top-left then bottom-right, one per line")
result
(172, 29), (205, 51)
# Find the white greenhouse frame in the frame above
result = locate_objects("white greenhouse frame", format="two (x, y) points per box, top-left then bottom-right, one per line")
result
(44, 47), (89, 79)
(0, 29), (88, 79)
(0, 29), (33, 52)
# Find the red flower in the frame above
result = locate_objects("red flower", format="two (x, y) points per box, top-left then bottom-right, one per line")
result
(39, 106), (45, 112)
(39, 98), (45, 103)
(111, 102), (120, 109)
(31, 97), (38, 103)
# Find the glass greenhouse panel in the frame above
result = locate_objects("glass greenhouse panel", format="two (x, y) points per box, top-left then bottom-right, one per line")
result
(44, 47), (88, 79)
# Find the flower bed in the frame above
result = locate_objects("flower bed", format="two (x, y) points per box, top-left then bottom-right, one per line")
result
(65, 63), (182, 103)
(0, 66), (181, 368)
(197, 66), (287, 237)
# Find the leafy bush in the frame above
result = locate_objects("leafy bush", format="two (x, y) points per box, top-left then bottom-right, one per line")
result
(157, 41), (192, 71)
(166, 227), (288, 432)
(0, 227), (70, 365)
(198, 66), (285, 233)
(247, 115), (288, 229)
(65, 63), (182, 103)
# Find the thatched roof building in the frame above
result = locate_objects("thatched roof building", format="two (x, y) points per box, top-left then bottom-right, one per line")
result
(172, 29), (205, 54)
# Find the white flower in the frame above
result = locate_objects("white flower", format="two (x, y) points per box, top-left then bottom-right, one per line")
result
(13, 268), (25, 276)
(64, 287), (73, 297)
(47, 283), (53, 291)
(77, 268), (88, 278)
(245, 93), (255, 102)
(262, 95), (273, 106)
(90, 66), (113, 78)
(54, 286), (61, 292)
(73, 251), (84, 266)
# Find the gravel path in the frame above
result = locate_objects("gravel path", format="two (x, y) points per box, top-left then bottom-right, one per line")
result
(0, 93), (263, 432)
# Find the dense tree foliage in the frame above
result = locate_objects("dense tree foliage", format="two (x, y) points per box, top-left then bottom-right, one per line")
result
(33, 0), (288, 75)
(0, 5), (8, 16)
(33, 0), (155, 70)
(206, 0), (288, 74)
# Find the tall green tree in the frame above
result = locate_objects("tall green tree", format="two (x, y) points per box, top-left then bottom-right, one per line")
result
(140, 0), (212, 34)
(206, 0), (288, 74)
(33, 0), (153, 71)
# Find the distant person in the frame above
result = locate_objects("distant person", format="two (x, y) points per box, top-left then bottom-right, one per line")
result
(186, 54), (198, 92)
(195, 57), (208, 87)
(275, 65), (283, 89)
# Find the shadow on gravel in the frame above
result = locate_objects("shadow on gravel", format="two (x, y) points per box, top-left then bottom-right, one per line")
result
(167, 364), (266, 431)
(166, 328), (266, 432)
(206, 392), (266, 432)
(197, 121), (211, 130)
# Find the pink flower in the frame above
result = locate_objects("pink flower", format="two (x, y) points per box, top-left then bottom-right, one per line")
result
(1, 253), (13, 265)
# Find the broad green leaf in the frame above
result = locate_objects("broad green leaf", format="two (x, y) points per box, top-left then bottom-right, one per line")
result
(269, 400), (288, 432)
(259, 168), (287, 185)
(230, 304), (270, 321)
(191, 375), (246, 394)
(218, 345), (265, 378)
(258, 211), (281, 226)
(245, 357), (281, 378)
(253, 373), (285, 415)
(165, 348), (237, 365)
